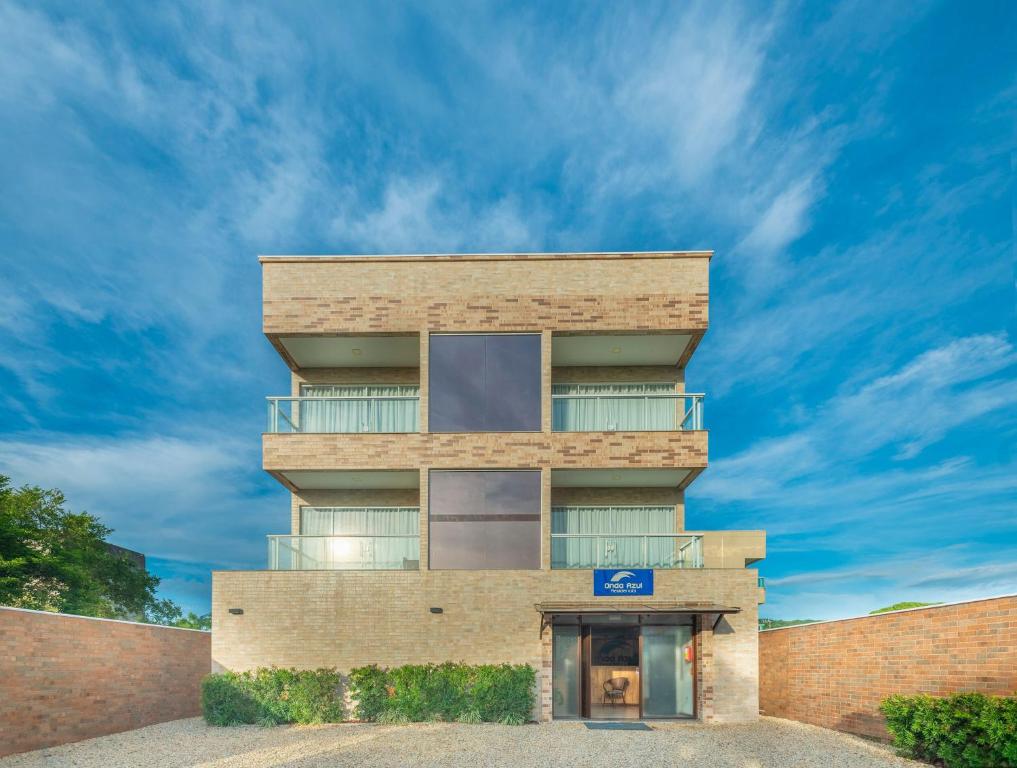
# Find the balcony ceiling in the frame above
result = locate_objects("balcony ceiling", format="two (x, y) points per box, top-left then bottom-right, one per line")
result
(551, 468), (691, 487)
(277, 470), (419, 490)
(552, 333), (691, 366)
(278, 335), (419, 368)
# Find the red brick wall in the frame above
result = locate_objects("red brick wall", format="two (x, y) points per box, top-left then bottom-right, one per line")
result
(759, 595), (1017, 739)
(0, 607), (211, 757)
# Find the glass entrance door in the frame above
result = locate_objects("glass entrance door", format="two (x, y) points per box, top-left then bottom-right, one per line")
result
(588, 625), (640, 719)
(551, 619), (696, 720)
(641, 625), (694, 718)
(551, 625), (581, 718)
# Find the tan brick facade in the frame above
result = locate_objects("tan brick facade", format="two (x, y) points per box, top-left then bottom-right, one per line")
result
(759, 595), (1017, 739)
(213, 251), (764, 724)
(262, 253), (710, 345)
(212, 568), (760, 722)
(0, 608), (210, 757)
(264, 431), (709, 473)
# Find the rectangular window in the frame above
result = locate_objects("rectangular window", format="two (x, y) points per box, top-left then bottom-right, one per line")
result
(552, 382), (683, 431)
(298, 384), (419, 433)
(428, 470), (541, 569)
(288, 506), (419, 570)
(428, 334), (541, 432)
(551, 505), (687, 569)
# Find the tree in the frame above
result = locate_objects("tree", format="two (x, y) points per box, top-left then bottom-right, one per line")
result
(174, 611), (212, 630)
(869, 601), (940, 614)
(0, 475), (179, 623)
(758, 617), (817, 630)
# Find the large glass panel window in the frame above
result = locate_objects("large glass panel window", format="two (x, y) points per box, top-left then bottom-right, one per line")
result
(552, 382), (681, 431)
(642, 625), (694, 717)
(428, 470), (541, 569)
(298, 384), (419, 433)
(551, 506), (681, 569)
(288, 506), (419, 570)
(552, 625), (580, 718)
(429, 334), (541, 432)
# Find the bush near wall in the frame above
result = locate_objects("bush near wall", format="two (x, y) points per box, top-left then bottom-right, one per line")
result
(348, 662), (536, 725)
(880, 693), (1017, 768)
(201, 668), (345, 726)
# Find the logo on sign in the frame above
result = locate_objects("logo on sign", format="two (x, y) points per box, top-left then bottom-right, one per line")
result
(594, 568), (653, 596)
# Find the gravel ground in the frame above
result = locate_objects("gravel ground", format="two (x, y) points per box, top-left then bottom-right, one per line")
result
(1, 716), (922, 768)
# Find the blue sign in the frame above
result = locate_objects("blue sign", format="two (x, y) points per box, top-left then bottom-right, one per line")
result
(594, 569), (654, 596)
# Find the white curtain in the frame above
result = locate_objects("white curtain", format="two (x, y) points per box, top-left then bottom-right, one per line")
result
(294, 506), (419, 569)
(298, 385), (418, 433)
(551, 506), (679, 568)
(552, 383), (681, 431)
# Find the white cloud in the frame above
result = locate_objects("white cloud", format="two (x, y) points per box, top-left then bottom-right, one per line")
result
(331, 175), (542, 253)
(0, 434), (283, 573)
(703, 334), (1017, 506)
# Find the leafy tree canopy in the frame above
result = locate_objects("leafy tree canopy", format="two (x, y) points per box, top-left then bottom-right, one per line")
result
(758, 617), (818, 629)
(0, 475), (198, 627)
(869, 601), (940, 614)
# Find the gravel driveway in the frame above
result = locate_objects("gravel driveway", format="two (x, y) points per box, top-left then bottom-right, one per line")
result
(1, 716), (921, 768)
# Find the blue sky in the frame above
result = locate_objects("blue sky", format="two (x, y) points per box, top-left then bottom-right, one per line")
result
(0, 1), (1014, 619)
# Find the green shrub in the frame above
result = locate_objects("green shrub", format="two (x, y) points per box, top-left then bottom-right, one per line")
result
(201, 668), (346, 726)
(347, 664), (389, 721)
(201, 672), (264, 726)
(348, 662), (535, 724)
(881, 693), (1017, 768)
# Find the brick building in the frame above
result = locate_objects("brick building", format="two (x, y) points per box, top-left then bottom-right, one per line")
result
(212, 251), (766, 722)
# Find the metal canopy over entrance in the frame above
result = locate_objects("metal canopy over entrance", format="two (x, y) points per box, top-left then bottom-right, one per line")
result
(535, 602), (740, 635)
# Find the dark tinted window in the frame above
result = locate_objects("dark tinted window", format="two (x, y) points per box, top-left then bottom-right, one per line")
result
(428, 334), (541, 432)
(428, 470), (541, 569)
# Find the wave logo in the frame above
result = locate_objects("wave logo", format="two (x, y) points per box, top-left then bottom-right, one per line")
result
(594, 568), (653, 596)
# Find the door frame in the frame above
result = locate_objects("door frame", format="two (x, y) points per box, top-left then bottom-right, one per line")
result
(553, 616), (698, 721)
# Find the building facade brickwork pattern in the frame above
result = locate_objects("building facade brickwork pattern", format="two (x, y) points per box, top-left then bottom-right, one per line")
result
(0, 608), (210, 757)
(212, 569), (760, 721)
(758, 595), (1017, 739)
(214, 251), (764, 724)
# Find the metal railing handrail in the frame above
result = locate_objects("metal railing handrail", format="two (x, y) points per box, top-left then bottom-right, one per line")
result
(549, 532), (702, 538)
(267, 533), (419, 540)
(550, 392), (705, 399)
(549, 532), (704, 569)
(266, 395), (420, 401)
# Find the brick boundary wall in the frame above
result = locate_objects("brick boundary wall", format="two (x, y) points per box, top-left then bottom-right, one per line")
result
(0, 607), (211, 757)
(759, 594), (1017, 739)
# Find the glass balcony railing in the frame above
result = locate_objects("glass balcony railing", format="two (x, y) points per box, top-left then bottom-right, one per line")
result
(550, 533), (703, 569)
(267, 535), (420, 570)
(266, 396), (419, 434)
(551, 393), (704, 431)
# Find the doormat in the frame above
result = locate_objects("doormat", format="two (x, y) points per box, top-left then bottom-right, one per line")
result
(584, 722), (653, 731)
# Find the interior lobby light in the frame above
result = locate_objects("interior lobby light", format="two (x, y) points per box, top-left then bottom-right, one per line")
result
(351, 348), (362, 356)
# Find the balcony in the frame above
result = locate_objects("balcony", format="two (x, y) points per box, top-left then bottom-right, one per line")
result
(267, 534), (420, 570)
(552, 391), (704, 432)
(551, 533), (703, 569)
(266, 394), (419, 434)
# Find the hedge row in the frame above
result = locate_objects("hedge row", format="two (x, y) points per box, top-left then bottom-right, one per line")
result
(201, 668), (345, 725)
(881, 693), (1017, 768)
(200, 662), (536, 726)
(348, 662), (535, 725)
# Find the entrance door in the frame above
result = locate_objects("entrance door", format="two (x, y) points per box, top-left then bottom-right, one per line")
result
(552, 618), (697, 721)
(641, 625), (695, 718)
(587, 625), (640, 719)
(551, 625), (581, 718)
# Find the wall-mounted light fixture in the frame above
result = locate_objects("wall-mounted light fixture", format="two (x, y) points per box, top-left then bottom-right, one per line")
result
(429, 607), (444, 614)
(228, 608), (244, 615)
(351, 348), (363, 356)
